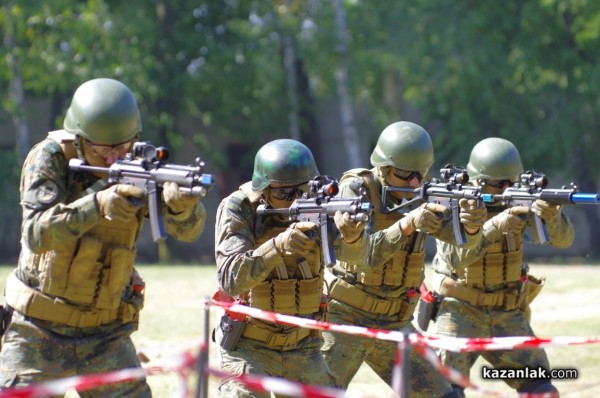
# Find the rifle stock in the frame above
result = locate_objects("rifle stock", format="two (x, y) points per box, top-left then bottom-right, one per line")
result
(69, 141), (215, 242)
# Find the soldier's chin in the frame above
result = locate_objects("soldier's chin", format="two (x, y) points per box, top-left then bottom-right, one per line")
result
(105, 153), (120, 165)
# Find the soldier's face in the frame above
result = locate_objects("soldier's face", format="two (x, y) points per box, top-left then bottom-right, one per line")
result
(386, 167), (423, 188)
(477, 179), (514, 194)
(384, 167), (422, 200)
(82, 138), (134, 167)
(267, 182), (308, 208)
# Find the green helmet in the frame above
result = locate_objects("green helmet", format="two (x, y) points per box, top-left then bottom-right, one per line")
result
(370, 121), (434, 173)
(251, 139), (319, 191)
(467, 137), (523, 181)
(64, 78), (141, 144)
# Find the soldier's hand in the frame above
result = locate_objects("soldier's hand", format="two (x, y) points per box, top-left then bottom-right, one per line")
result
(490, 206), (529, 234)
(274, 222), (318, 256)
(459, 198), (487, 231)
(531, 199), (561, 223)
(402, 203), (446, 235)
(163, 181), (199, 215)
(96, 184), (144, 222)
(334, 211), (365, 243)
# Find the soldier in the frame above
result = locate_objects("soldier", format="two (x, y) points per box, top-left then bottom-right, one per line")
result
(431, 137), (574, 397)
(214, 139), (368, 397)
(321, 121), (486, 397)
(0, 78), (206, 396)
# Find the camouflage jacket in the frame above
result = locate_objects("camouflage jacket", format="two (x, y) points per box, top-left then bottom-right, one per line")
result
(433, 203), (574, 283)
(214, 182), (370, 296)
(336, 168), (482, 272)
(17, 135), (206, 285)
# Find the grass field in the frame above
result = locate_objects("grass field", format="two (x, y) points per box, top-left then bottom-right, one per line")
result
(1, 263), (600, 397)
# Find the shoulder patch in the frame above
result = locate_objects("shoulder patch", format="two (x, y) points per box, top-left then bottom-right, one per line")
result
(36, 180), (60, 204)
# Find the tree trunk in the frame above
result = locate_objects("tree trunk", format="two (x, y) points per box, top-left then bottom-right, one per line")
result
(295, 58), (322, 165)
(332, 0), (363, 169)
(4, 3), (30, 164)
(282, 0), (301, 141)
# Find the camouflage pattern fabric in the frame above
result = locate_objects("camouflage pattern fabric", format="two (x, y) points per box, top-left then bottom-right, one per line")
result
(321, 169), (478, 397)
(17, 137), (205, 266)
(431, 204), (574, 392)
(0, 312), (151, 397)
(216, 327), (332, 398)
(0, 135), (206, 395)
(215, 183), (369, 297)
(322, 299), (454, 397)
(214, 183), (370, 396)
(434, 297), (550, 390)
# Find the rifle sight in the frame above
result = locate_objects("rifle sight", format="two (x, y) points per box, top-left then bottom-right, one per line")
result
(131, 141), (170, 164)
(520, 170), (548, 189)
(306, 175), (339, 199)
(440, 164), (469, 185)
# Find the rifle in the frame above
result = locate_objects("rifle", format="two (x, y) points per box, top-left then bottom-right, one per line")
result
(255, 175), (373, 266)
(381, 164), (484, 246)
(481, 170), (600, 244)
(69, 141), (215, 242)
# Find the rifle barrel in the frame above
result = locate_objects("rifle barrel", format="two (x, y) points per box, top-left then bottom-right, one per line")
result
(571, 193), (600, 204)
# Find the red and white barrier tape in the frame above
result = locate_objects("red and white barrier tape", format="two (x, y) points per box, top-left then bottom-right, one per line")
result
(2, 299), (594, 398)
(414, 334), (600, 353)
(0, 367), (146, 398)
(210, 298), (597, 397)
(411, 341), (510, 397)
(210, 298), (600, 353)
(0, 348), (198, 398)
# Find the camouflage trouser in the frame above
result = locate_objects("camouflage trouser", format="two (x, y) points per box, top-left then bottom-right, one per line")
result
(216, 327), (334, 398)
(321, 298), (454, 397)
(434, 297), (551, 390)
(0, 311), (151, 398)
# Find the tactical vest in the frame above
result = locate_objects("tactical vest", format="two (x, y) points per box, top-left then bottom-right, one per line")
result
(338, 169), (424, 288)
(436, 236), (524, 311)
(458, 227), (523, 287)
(234, 186), (324, 316)
(5, 132), (144, 328)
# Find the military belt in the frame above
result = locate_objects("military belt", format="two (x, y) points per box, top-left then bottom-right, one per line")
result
(438, 277), (524, 311)
(241, 323), (311, 350)
(328, 274), (416, 320)
(5, 272), (138, 328)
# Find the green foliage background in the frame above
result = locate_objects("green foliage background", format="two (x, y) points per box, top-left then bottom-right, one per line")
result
(2, 0), (600, 261)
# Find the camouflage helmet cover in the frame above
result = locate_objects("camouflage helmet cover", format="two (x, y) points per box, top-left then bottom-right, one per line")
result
(370, 121), (434, 172)
(63, 78), (141, 144)
(467, 137), (524, 181)
(251, 139), (319, 191)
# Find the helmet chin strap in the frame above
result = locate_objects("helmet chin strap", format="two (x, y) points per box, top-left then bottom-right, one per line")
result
(377, 166), (392, 187)
(72, 135), (86, 161)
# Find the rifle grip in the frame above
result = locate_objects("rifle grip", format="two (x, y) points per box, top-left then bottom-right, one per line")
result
(147, 180), (167, 242)
(320, 218), (336, 267)
(451, 198), (467, 246)
(533, 213), (549, 245)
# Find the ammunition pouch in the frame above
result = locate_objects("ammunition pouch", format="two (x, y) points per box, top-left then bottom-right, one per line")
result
(415, 293), (440, 332)
(520, 274), (545, 322)
(438, 277), (525, 311)
(5, 272), (141, 328)
(328, 276), (419, 321)
(523, 274), (545, 305)
(218, 314), (247, 351)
